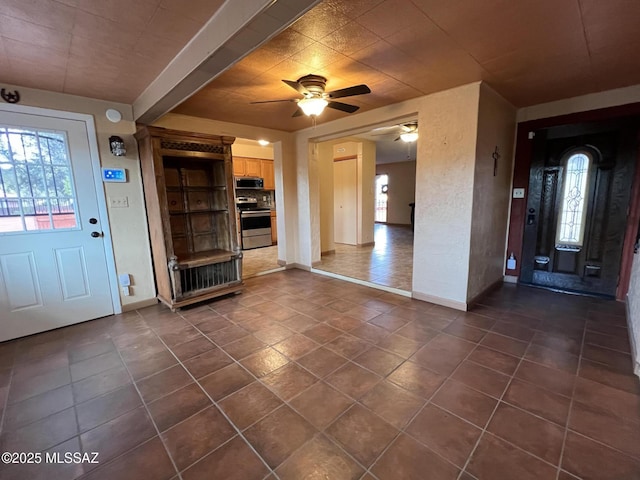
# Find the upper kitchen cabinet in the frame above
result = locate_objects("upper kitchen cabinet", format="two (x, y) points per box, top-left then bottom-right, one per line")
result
(261, 160), (275, 190)
(233, 157), (275, 191)
(135, 126), (243, 310)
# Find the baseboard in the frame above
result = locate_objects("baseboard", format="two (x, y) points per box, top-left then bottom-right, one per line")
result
(503, 275), (518, 284)
(358, 242), (375, 248)
(321, 249), (336, 256)
(310, 268), (411, 297)
(411, 291), (467, 311)
(467, 279), (504, 309)
(122, 297), (158, 312)
(277, 259), (286, 266)
(625, 296), (640, 378)
(287, 263), (311, 271)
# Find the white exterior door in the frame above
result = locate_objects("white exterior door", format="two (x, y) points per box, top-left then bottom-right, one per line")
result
(334, 158), (357, 245)
(0, 110), (115, 341)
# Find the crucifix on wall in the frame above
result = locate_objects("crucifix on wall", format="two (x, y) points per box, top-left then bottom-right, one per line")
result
(493, 146), (501, 176)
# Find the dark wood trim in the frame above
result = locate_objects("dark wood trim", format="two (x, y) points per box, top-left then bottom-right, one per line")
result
(333, 155), (358, 162)
(467, 278), (504, 310)
(506, 102), (640, 289)
(618, 128), (640, 300)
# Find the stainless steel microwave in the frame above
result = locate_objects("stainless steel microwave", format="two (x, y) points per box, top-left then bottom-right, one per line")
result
(235, 177), (264, 190)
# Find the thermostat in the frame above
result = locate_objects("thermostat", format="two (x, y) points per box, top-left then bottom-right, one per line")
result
(102, 168), (127, 183)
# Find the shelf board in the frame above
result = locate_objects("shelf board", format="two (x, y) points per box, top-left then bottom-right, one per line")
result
(169, 209), (229, 215)
(174, 249), (238, 268)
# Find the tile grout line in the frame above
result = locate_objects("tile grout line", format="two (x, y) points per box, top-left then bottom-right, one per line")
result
(556, 317), (588, 480)
(455, 332), (536, 479)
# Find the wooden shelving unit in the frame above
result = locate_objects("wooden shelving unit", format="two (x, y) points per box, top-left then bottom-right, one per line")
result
(135, 126), (243, 310)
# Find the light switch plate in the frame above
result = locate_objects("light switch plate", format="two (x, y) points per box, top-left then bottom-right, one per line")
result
(109, 196), (129, 208)
(513, 188), (525, 199)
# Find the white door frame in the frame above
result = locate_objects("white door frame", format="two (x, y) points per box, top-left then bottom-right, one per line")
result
(0, 103), (121, 315)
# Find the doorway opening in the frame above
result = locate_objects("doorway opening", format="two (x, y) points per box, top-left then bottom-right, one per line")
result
(375, 174), (388, 223)
(314, 121), (417, 293)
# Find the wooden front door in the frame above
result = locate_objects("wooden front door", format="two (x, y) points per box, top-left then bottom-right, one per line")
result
(520, 121), (637, 297)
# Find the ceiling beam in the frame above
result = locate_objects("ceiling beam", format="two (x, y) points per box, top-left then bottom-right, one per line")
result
(134, 0), (320, 124)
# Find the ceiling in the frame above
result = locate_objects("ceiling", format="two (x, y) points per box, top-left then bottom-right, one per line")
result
(0, 0), (639, 136)
(173, 0), (640, 132)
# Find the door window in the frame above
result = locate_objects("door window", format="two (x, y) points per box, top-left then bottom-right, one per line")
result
(0, 126), (77, 233)
(556, 152), (590, 248)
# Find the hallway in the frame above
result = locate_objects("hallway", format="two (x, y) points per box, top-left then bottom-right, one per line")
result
(0, 270), (637, 480)
(315, 224), (413, 291)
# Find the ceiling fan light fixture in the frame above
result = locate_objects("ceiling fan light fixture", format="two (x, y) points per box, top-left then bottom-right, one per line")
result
(298, 97), (328, 116)
(400, 131), (419, 143)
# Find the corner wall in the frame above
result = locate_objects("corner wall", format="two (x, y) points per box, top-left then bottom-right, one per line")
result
(412, 84), (481, 308)
(2, 84), (156, 309)
(467, 84), (517, 302)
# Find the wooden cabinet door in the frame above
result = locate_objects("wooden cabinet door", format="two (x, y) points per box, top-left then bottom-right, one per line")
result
(233, 158), (245, 176)
(245, 158), (261, 177)
(270, 211), (277, 244)
(262, 160), (275, 190)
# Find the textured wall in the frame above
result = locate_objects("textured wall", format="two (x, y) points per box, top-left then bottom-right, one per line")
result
(467, 85), (517, 302)
(626, 254), (640, 375)
(359, 140), (376, 245)
(318, 142), (334, 253)
(412, 84), (481, 307)
(376, 161), (416, 225)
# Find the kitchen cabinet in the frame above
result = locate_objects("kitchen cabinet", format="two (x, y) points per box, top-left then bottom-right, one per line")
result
(135, 126), (243, 310)
(233, 158), (245, 176)
(262, 160), (275, 190)
(244, 158), (261, 177)
(270, 210), (277, 244)
(233, 157), (275, 191)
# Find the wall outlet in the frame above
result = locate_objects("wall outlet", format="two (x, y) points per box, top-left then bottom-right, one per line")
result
(110, 196), (129, 208)
(512, 188), (525, 199)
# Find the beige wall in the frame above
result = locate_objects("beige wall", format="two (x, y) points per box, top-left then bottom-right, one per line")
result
(467, 84), (517, 302)
(317, 142), (334, 254)
(412, 84), (481, 308)
(232, 140), (274, 160)
(376, 161), (416, 225)
(359, 140), (376, 245)
(2, 84), (156, 309)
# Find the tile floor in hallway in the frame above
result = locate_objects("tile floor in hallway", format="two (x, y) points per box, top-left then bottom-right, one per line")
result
(0, 270), (639, 480)
(315, 224), (414, 291)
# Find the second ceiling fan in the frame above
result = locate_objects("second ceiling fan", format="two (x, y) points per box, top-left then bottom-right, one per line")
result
(251, 74), (371, 117)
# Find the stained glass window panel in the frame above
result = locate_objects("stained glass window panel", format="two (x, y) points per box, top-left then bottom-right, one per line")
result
(556, 153), (590, 247)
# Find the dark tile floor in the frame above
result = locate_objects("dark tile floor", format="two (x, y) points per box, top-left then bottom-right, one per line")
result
(0, 270), (639, 480)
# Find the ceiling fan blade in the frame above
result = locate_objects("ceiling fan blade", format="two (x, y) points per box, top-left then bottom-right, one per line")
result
(292, 106), (304, 117)
(282, 79), (309, 95)
(327, 101), (360, 114)
(327, 84), (371, 99)
(250, 99), (297, 104)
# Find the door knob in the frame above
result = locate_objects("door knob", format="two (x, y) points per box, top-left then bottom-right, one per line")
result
(89, 218), (98, 224)
(91, 231), (103, 238)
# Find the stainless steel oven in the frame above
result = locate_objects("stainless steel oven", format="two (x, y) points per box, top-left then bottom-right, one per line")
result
(239, 210), (272, 249)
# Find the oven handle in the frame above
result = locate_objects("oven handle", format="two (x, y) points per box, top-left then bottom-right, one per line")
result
(240, 210), (271, 217)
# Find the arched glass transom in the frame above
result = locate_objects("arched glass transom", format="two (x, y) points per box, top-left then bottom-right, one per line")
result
(556, 152), (591, 247)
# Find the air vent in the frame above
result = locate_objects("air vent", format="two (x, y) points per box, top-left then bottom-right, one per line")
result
(179, 260), (238, 295)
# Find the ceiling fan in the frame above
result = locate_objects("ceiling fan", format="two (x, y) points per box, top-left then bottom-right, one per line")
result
(372, 122), (419, 142)
(250, 74), (371, 117)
